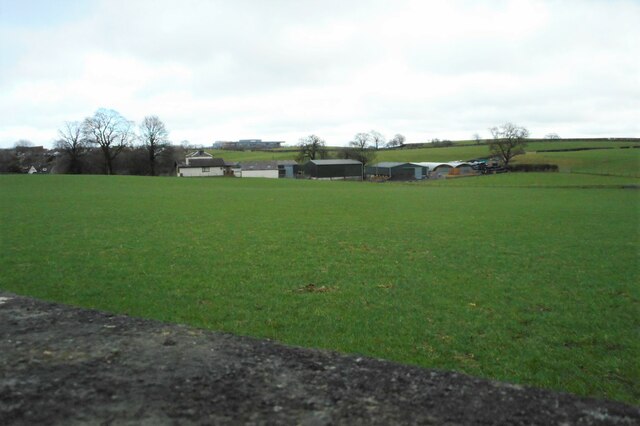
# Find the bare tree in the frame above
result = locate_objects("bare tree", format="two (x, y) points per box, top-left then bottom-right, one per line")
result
(386, 133), (405, 148)
(369, 130), (385, 150)
(473, 133), (482, 145)
(82, 109), (133, 175)
(351, 132), (371, 150)
(55, 121), (87, 174)
(339, 132), (376, 171)
(296, 134), (328, 162)
(488, 122), (529, 167)
(139, 116), (169, 176)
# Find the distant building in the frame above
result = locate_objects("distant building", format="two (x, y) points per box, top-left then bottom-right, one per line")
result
(212, 139), (284, 150)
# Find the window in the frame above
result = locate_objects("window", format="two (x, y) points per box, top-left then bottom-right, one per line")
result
(202, 167), (210, 172)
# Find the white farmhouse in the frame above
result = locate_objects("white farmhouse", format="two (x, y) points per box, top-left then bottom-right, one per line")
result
(176, 150), (237, 177)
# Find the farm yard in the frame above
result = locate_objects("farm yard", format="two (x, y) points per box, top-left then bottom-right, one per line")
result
(1, 165), (638, 405)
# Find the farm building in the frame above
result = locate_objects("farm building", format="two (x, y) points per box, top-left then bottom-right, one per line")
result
(366, 162), (427, 180)
(413, 162), (475, 178)
(238, 160), (300, 178)
(303, 159), (363, 180)
(240, 161), (280, 178)
(277, 160), (300, 178)
(176, 150), (238, 177)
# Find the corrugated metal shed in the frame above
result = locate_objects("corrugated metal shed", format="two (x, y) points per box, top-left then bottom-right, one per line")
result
(304, 159), (363, 179)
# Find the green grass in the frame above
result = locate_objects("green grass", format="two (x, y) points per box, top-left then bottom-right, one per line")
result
(1, 174), (639, 404)
(519, 149), (640, 177)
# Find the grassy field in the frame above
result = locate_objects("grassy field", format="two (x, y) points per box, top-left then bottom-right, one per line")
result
(1, 173), (639, 404)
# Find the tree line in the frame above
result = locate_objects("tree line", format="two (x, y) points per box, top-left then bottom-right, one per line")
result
(296, 131), (406, 166)
(0, 108), (186, 176)
(56, 108), (178, 175)
(1, 113), (531, 174)
(296, 123), (530, 168)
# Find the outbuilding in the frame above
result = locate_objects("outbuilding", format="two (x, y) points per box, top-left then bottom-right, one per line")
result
(240, 161), (280, 178)
(366, 162), (427, 180)
(303, 159), (363, 180)
(412, 162), (453, 179)
(277, 160), (300, 178)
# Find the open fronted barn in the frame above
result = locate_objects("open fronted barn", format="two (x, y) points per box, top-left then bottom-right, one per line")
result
(448, 161), (475, 176)
(413, 162), (453, 179)
(412, 162), (476, 178)
(366, 162), (427, 180)
(277, 160), (300, 178)
(303, 159), (363, 180)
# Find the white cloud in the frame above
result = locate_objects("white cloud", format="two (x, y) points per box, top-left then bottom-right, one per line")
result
(0, 0), (638, 148)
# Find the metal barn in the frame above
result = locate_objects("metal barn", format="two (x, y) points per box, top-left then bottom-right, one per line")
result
(303, 159), (363, 180)
(366, 162), (427, 180)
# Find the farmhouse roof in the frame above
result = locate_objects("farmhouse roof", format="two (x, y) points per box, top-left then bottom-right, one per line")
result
(178, 158), (227, 168)
(308, 159), (362, 166)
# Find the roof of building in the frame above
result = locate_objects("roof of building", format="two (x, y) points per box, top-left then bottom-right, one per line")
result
(411, 162), (451, 169)
(307, 159), (363, 166)
(410, 162), (473, 169)
(368, 162), (413, 168)
(186, 150), (212, 158)
(277, 160), (298, 166)
(178, 158), (227, 168)
(240, 161), (279, 171)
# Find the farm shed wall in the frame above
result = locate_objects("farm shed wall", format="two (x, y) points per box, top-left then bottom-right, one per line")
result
(304, 161), (363, 180)
(241, 169), (279, 178)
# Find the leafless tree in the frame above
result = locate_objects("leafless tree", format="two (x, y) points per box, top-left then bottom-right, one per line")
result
(296, 134), (328, 162)
(369, 130), (385, 150)
(488, 122), (529, 167)
(82, 109), (133, 175)
(351, 133), (371, 150)
(139, 116), (169, 176)
(473, 133), (482, 145)
(386, 134), (405, 148)
(340, 132), (376, 170)
(55, 121), (87, 174)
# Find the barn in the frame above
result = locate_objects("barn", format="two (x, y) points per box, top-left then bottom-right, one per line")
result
(240, 161), (280, 178)
(412, 162), (476, 178)
(366, 162), (427, 180)
(413, 162), (453, 178)
(303, 159), (363, 180)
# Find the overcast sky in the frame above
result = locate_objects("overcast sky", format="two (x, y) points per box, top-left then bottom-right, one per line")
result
(0, 0), (638, 148)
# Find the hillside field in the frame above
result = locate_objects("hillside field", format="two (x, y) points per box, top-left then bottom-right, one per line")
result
(208, 140), (640, 178)
(1, 173), (638, 404)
